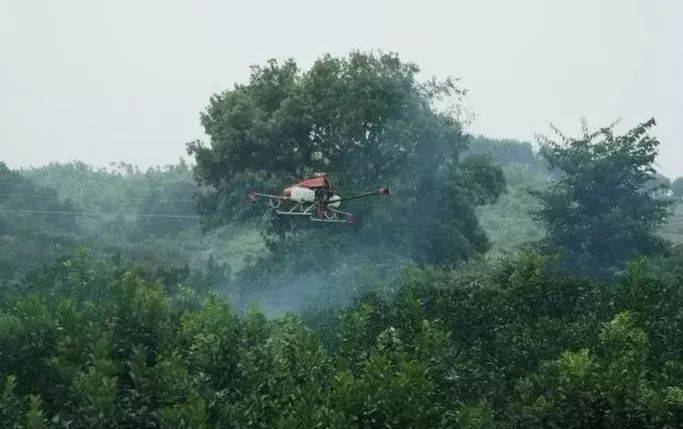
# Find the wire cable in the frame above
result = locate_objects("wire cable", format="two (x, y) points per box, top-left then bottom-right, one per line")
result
(0, 192), (196, 203)
(0, 208), (201, 219)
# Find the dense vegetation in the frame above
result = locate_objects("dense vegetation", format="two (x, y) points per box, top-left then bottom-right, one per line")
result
(532, 118), (672, 278)
(1, 51), (682, 427)
(188, 53), (506, 270)
(1, 246), (683, 428)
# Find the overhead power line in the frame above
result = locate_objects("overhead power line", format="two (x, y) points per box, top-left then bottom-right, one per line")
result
(0, 208), (201, 220)
(0, 192), (196, 203)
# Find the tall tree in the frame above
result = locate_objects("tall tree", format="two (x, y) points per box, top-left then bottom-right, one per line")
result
(532, 118), (671, 277)
(188, 52), (504, 267)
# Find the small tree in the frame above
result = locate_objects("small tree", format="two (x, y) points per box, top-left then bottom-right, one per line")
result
(533, 118), (671, 278)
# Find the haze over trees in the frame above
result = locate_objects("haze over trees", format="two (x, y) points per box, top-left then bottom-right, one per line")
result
(1, 51), (682, 428)
(673, 177), (683, 199)
(188, 52), (506, 270)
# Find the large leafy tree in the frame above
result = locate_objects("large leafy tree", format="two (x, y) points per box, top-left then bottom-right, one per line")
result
(188, 52), (504, 268)
(532, 118), (672, 277)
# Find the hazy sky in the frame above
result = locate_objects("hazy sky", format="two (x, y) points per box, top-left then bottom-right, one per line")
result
(1, 0), (681, 177)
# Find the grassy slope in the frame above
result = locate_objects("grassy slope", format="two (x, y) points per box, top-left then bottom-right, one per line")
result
(476, 162), (547, 256)
(662, 201), (683, 243)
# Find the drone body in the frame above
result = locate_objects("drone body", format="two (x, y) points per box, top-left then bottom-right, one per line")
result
(248, 173), (390, 224)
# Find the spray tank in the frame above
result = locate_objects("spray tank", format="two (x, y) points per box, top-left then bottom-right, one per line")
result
(286, 186), (316, 203)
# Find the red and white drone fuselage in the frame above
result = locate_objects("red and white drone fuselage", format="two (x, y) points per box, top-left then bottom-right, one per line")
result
(248, 174), (390, 224)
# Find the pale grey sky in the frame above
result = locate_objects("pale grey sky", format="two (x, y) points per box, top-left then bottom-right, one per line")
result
(1, 0), (681, 177)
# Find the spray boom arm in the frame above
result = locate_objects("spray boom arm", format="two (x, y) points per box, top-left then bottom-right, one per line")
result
(335, 187), (391, 204)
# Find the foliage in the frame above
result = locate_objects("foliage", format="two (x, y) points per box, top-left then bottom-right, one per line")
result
(187, 51), (505, 270)
(22, 160), (199, 241)
(672, 177), (683, 199)
(3, 51), (683, 429)
(1, 161), (264, 284)
(466, 136), (542, 170)
(4, 130), (681, 306)
(1, 244), (682, 428)
(532, 118), (672, 278)
(0, 162), (80, 281)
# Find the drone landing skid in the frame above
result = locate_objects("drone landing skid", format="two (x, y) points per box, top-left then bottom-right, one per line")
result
(275, 203), (353, 224)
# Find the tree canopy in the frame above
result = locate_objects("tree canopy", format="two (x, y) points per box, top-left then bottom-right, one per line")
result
(2, 245), (683, 428)
(2, 51), (683, 429)
(0, 162), (80, 279)
(533, 118), (672, 277)
(188, 51), (505, 269)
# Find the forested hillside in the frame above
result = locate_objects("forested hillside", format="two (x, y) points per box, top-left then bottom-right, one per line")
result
(6, 142), (680, 285)
(2, 52), (683, 428)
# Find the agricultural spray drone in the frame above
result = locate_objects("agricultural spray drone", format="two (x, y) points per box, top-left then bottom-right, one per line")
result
(248, 173), (390, 224)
